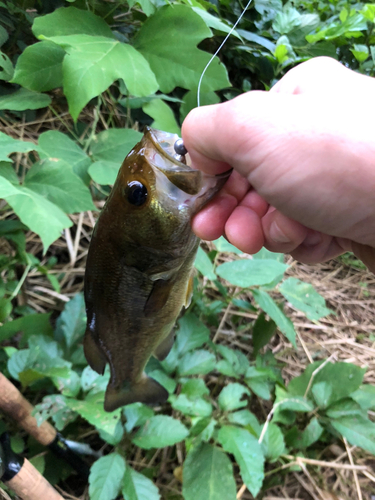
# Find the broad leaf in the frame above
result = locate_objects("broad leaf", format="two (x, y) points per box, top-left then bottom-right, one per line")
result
(0, 313), (52, 342)
(33, 6), (114, 39)
(331, 416), (375, 455)
(12, 42), (64, 92)
(142, 99), (181, 135)
(54, 294), (86, 351)
(123, 403), (154, 433)
(218, 383), (250, 411)
(175, 314), (210, 354)
(326, 399), (365, 419)
(171, 394), (212, 417)
(194, 246), (216, 280)
(132, 415), (188, 449)
(252, 313), (277, 357)
(0, 88), (51, 111)
(38, 130), (92, 184)
(180, 89), (220, 121)
(122, 467), (160, 500)
(24, 159), (95, 213)
(0, 132), (34, 162)
(279, 277), (333, 320)
(212, 236), (242, 255)
(89, 128), (142, 185)
(45, 35), (158, 120)
(351, 384), (375, 410)
(180, 378), (210, 398)
(134, 5), (229, 93)
(260, 423), (285, 461)
(216, 259), (287, 287)
(218, 426), (264, 497)
(251, 288), (296, 347)
(227, 410), (261, 435)
(183, 443), (236, 500)
(33, 395), (77, 431)
(89, 453), (126, 500)
(178, 349), (216, 376)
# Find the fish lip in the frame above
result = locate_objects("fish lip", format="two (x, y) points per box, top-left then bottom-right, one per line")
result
(145, 127), (190, 171)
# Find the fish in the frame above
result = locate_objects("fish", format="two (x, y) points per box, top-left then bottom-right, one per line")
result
(83, 127), (230, 412)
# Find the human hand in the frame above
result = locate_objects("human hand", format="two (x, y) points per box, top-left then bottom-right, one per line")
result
(182, 57), (375, 270)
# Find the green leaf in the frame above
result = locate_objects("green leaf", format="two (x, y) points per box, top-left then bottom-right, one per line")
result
(227, 410), (261, 435)
(0, 88), (51, 111)
(175, 313), (210, 354)
(0, 313), (52, 342)
(0, 298), (12, 322)
(293, 417), (323, 449)
(124, 403), (155, 433)
(217, 345), (249, 377)
(132, 415), (188, 449)
(183, 443), (236, 500)
(33, 6), (114, 39)
(178, 349), (215, 376)
(171, 393), (212, 417)
(260, 423), (285, 461)
(279, 278), (333, 321)
(122, 467), (160, 500)
(0, 50), (13, 81)
(272, 5), (301, 34)
(194, 246), (216, 280)
(38, 130), (92, 184)
(218, 383), (250, 411)
(54, 294), (86, 351)
(180, 89), (220, 122)
(252, 313), (277, 357)
(192, 7), (239, 38)
(218, 426), (264, 497)
(134, 5), (229, 93)
(351, 385), (375, 410)
(0, 131), (34, 162)
(12, 42), (65, 92)
(89, 128), (142, 185)
(45, 35), (158, 120)
(142, 99), (180, 135)
(251, 288), (296, 347)
(0, 177), (72, 251)
(146, 369), (176, 394)
(181, 378), (210, 398)
(216, 259), (287, 287)
(274, 386), (314, 415)
(24, 159), (95, 213)
(311, 381), (332, 409)
(351, 44), (369, 62)
(212, 236), (242, 255)
(89, 453), (126, 500)
(236, 29), (276, 52)
(331, 416), (375, 455)
(326, 399), (365, 419)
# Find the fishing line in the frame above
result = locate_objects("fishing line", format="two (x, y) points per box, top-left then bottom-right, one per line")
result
(196, 0), (254, 107)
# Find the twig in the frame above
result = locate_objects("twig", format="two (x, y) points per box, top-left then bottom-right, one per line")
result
(213, 303), (232, 343)
(296, 329), (313, 363)
(283, 454), (367, 471)
(236, 483), (247, 499)
(343, 438), (363, 500)
(304, 352), (337, 398)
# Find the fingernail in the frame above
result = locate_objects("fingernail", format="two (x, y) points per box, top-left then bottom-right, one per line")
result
(303, 230), (322, 247)
(269, 221), (291, 243)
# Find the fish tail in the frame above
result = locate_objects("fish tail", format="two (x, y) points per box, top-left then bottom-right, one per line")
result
(104, 375), (168, 412)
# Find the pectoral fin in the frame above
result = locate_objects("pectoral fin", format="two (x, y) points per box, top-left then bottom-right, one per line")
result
(154, 329), (175, 361)
(83, 331), (107, 375)
(104, 375), (168, 412)
(144, 279), (173, 317)
(184, 275), (194, 309)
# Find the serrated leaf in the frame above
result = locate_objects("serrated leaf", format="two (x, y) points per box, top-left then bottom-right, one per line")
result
(279, 277), (333, 320)
(124, 403), (155, 433)
(274, 386), (314, 414)
(24, 159), (95, 213)
(252, 313), (277, 357)
(38, 130), (92, 184)
(33, 394), (77, 431)
(171, 393), (212, 417)
(212, 236), (242, 255)
(217, 259), (287, 288)
(66, 398), (122, 439)
(54, 294), (86, 351)
(351, 385), (375, 410)
(33, 6), (114, 39)
(0, 50), (13, 80)
(178, 349), (215, 376)
(12, 42), (64, 92)
(217, 345), (249, 377)
(45, 34), (158, 120)
(218, 426), (264, 497)
(181, 378), (209, 398)
(0, 313), (52, 342)
(0, 132), (34, 161)
(89, 128), (142, 185)
(183, 443), (236, 500)
(0, 88), (51, 111)
(251, 288), (296, 347)
(122, 467), (160, 500)
(218, 383), (250, 411)
(132, 415), (188, 449)
(260, 423), (285, 461)
(142, 99), (180, 135)
(311, 381), (332, 409)
(175, 313), (210, 354)
(134, 5), (229, 93)
(89, 453), (126, 500)
(146, 369), (176, 394)
(194, 246), (216, 280)
(331, 416), (375, 455)
(227, 410), (261, 435)
(326, 399), (365, 419)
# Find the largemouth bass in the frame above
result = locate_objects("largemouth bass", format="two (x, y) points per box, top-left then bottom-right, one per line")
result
(84, 127), (230, 412)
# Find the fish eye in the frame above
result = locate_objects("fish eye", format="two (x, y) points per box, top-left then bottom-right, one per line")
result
(125, 181), (148, 206)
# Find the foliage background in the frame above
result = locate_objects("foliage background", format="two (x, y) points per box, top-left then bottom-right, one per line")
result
(1, 0), (375, 499)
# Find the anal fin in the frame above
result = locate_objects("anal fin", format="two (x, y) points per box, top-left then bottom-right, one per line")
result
(104, 375), (168, 412)
(83, 330), (107, 375)
(154, 329), (175, 361)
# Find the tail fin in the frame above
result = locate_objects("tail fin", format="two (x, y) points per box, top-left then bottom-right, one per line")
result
(104, 375), (168, 412)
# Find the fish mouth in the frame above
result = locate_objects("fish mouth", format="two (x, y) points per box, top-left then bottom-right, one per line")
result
(145, 127), (232, 197)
